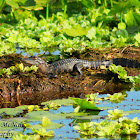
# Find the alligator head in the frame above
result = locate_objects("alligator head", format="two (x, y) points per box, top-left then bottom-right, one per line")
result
(22, 56), (49, 74)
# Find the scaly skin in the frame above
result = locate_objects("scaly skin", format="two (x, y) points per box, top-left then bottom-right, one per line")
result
(22, 56), (140, 78)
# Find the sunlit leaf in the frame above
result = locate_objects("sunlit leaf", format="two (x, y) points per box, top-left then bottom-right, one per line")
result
(35, 0), (55, 6)
(16, 63), (24, 71)
(105, 93), (126, 103)
(65, 27), (89, 37)
(33, 128), (54, 137)
(118, 22), (126, 30)
(41, 98), (74, 106)
(26, 110), (65, 121)
(69, 97), (100, 111)
(31, 122), (62, 130)
(12, 134), (40, 140)
(6, 0), (19, 9)
(134, 33), (140, 43)
(108, 109), (128, 120)
(42, 117), (51, 127)
(125, 10), (138, 26)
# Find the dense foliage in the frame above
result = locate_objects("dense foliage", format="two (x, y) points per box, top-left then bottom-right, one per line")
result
(102, 64), (140, 84)
(0, 0), (140, 57)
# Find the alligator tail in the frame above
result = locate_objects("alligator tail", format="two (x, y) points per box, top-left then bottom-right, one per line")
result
(113, 58), (140, 68)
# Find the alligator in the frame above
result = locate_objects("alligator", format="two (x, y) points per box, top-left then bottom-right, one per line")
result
(22, 56), (140, 78)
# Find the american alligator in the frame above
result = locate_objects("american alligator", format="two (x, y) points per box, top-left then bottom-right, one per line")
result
(22, 56), (140, 78)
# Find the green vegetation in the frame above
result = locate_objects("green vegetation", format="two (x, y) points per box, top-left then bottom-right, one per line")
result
(104, 92), (126, 103)
(102, 64), (140, 84)
(70, 93), (100, 112)
(12, 134), (40, 140)
(74, 115), (140, 139)
(0, 63), (38, 77)
(28, 103), (61, 112)
(13, 117), (55, 139)
(0, 0), (140, 57)
(108, 109), (128, 120)
(71, 95), (140, 139)
(109, 64), (140, 84)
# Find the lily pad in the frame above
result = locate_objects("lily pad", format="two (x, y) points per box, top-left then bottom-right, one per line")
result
(30, 122), (63, 130)
(0, 108), (23, 116)
(125, 110), (140, 114)
(66, 112), (102, 120)
(41, 98), (74, 106)
(25, 110), (66, 121)
(16, 105), (29, 110)
(74, 115), (103, 120)
(0, 117), (26, 131)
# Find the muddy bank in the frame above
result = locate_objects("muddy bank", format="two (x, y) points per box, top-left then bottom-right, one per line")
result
(0, 47), (139, 107)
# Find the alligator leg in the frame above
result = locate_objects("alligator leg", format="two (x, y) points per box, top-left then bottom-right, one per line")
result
(73, 62), (84, 78)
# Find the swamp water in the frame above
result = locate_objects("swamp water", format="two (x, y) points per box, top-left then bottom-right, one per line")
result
(0, 89), (140, 140)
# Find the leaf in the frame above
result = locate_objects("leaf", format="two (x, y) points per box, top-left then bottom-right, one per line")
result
(86, 27), (96, 40)
(6, 0), (19, 9)
(29, 65), (38, 72)
(65, 27), (89, 37)
(133, 12), (140, 25)
(116, 29), (128, 38)
(81, 0), (94, 9)
(69, 97), (100, 111)
(127, 26), (140, 34)
(12, 134), (40, 140)
(31, 122), (62, 130)
(14, 9), (33, 21)
(118, 22), (126, 30)
(125, 10), (138, 26)
(105, 93), (126, 103)
(41, 98), (74, 106)
(108, 109), (128, 120)
(23, 122), (31, 128)
(134, 33), (140, 43)
(0, 0), (6, 13)
(28, 105), (36, 112)
(125, 110), (140, 114)
(0, 69), (4, 75)
(26, 110), (66, 121)
(66, 111), (102, 120)
(110, 1), (131, 14)
(42, 117), (51, 127)
(35, 0), (54, 6)
(133, 75), (140, 84)
(0, 108), (23, 116)
(0, 118), (25, 131)
(129, 0), (140, 7)
(32, 128), (54, 137)
(16, 63), (24, 71)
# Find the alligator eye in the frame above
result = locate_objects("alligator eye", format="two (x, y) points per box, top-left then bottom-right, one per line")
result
(30, 56), (34, 58)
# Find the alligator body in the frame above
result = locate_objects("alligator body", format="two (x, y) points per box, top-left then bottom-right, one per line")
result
(22, 56), (140, 78)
